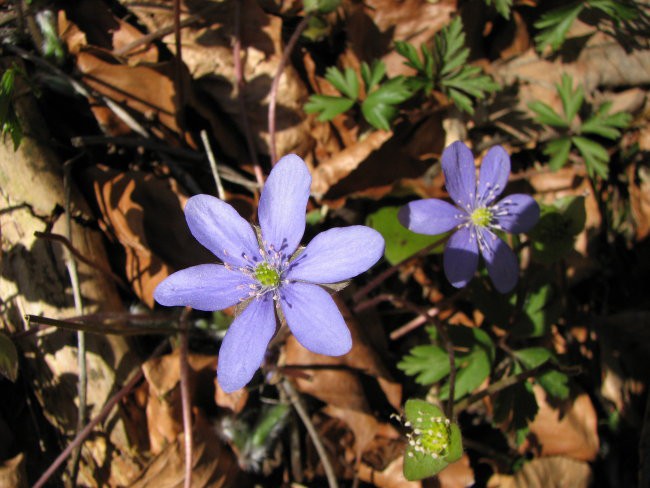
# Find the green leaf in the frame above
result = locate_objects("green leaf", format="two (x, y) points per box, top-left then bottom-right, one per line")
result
(360, 60), (386, 92)
(402, 399), (463, 481)
(304, 94), (355, 121)
(514, 347), (553, 369)
(529, 197), (586, 264)
(557, 74), (584, 123)
(580, 101), (631, 140)
(572, 135), (610, 178)
(397, 345), (450, 385)
(395, 41), (423, 71)
(485, 0), (513, 19)
(0, 332), (18, 382)
(361, 77), (412, 130)
(529, 101), (569, 128)
(324, 66), (359, 100)
(544, 137), (572, 171)
(534, 2), (584, 53)
(303, 0), (341, 14)
(588, 0), (638, 21)
(511, 281), (560, 338)
(366, 206), (446, 265)
(560, 195), (587, 235)
(538, 370), (570, 399)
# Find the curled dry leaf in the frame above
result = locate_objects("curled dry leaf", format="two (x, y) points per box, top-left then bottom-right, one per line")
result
(488, 456), (592, 488)
(522, 385), (599, 462)
(130, 411), (242, 488)
(141, 351), (218, 453)
(358, 454), (421, 488)
(120, 0), (313, 158)
(88, 166), (213, 307)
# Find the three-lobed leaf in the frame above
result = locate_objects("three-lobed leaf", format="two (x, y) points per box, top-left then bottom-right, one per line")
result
(304, 95), (355, 121)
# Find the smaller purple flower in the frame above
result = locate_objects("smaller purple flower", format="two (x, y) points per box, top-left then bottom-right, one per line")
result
(398, 141), (539, 293)
(154, 154), (385, 392)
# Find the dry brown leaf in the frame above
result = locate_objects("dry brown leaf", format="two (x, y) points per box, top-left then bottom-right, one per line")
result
(0, 453), (28, 488)
(522, 385), (599, 462)
(311, 130), (393, 198)
(628, 162), (650, 241)
(323, 404), (385, 457)
(438, 454), (475, 488)
(214, 378), (249, 414)
(87, 166), (213, 307)
(130, 411), (242, 488)
(141, 351), (218, 453)
(358, 454), (422, 488)
(121, 0), (313, 158)
(488, 456), (592, 488)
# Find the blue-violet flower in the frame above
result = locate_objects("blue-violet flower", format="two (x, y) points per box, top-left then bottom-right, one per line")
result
(398, 141), (539, 293)
(154, 154), (385, 392)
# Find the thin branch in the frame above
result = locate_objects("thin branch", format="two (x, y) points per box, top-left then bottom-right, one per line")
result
(233, 1), (265, 190)
(33, 340), (169, 488)
(268, 14), (312, 164)
(281, 380), (338, 488)
(200, 130), (226, 200)
(179, 307), (193, 488)
(172, 0), (186, 131)
(24, 314), (183, 336)
(351, 234), (451, 305)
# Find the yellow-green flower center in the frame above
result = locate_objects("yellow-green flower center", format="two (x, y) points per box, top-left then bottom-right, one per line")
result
(254, 262), (280, 288)
(470, 207), (492, 227)
(419, 420), (451, 457)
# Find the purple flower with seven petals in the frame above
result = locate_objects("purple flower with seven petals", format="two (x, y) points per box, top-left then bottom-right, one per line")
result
(398, 141), (539, 293)
(154, 154), (385, 392)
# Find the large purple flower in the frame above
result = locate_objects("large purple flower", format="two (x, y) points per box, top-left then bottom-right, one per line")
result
(398, 141), (539, 293)
(154, 154), (385, 392)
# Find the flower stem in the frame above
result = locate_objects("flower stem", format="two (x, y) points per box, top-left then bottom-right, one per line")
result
(268, 14), (312, 164)
(179, 307), (193, 488)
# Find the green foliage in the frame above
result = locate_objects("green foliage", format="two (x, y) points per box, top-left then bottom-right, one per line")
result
(511, 281), (561, 339)
(0, 332), (18, 382)
(398, 325), (495, 400)
(402, 399), (463, 480)
(529, 73), (631, 179)
(366, 206), (446, 265)
(514, 347), (570, 400)
(485, 0), (513, 19)
(534, 0), (640, 53)
(529, 195), (586, 264)
(0, 64), (24, 150)
(304, 62), (412, 130)
(303, 0), (341, 14)
(492, 377), (536, 445)
(395, 17), (499, 114)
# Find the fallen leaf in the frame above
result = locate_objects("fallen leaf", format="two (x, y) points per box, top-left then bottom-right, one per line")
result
(438, 454), (475, 488)
(522, 385), (599, 462)
(0, 453), (28, 488)
(358, 454), (421, 488)
(488, 456), (592, 488)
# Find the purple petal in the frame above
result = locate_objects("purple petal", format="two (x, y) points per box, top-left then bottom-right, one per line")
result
(481, 231), (519, 293)
(286, 226), (384, 284)
(398, 199), (463, 235)
(154, 264), (254, 311)
(443, 226), (479, 288)
(258, 154), (311, 257)
(478, 145), (510, 204)
(441, 141), (477, 209)
(494, 194), (540, 234)
(185, 195), (260, 268)
(280, 282), (351, 356)
(217, 295), (276, 392)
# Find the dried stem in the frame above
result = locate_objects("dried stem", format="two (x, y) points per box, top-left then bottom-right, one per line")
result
(234, 2), (265, 190)
(351, 234), (451, 305)
(281, 380), (338, 488)
(179, 307), (193, 488)
(267, 14), (312, 164)
(33, 340), (169, 488)
(200, 130), (226, 199)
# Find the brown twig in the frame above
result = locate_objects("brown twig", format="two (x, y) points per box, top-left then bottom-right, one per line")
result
(33, 231), (131, 293)
(234, 2), (265, 190)
(351, 234), (451, 305)
(172, 0), (186, 131)
(179, 307), (193, 488)
(24, 314), (183, 336)
(268, 14), (312, 164)
(32, 340), (169, 488)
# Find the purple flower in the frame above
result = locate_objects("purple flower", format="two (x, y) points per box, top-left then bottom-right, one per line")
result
(154, 154), (385, 392)
(398, 141), (539, 293)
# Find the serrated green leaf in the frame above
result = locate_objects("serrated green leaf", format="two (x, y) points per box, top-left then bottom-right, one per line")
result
(485, 0), (513, 19)
(395, 41), (423, 71)
(360, 60), (386, 92)
(544, 137), (572, 171)
(557, 74), (583, 123)
(324, 66), (359, 100)
(366, 206), (446, 265)
(529, 101), (569, 128)
(304, 94), (355, 121)
(588, 0), (638, 21)
(439, 17), (469, 76)
(572, 135), (610, 178)
(515, 347), (553, 369)
(398, 345), (450, 385)
(0, 332), (18, 382)
(538, 370), (570, 399)
(361, 77), (412, 130)
(580, 102), (631, 139)
(534, 2), (584, 53)
(493, 381), (537, 444)
(447, 87), (474, 114)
